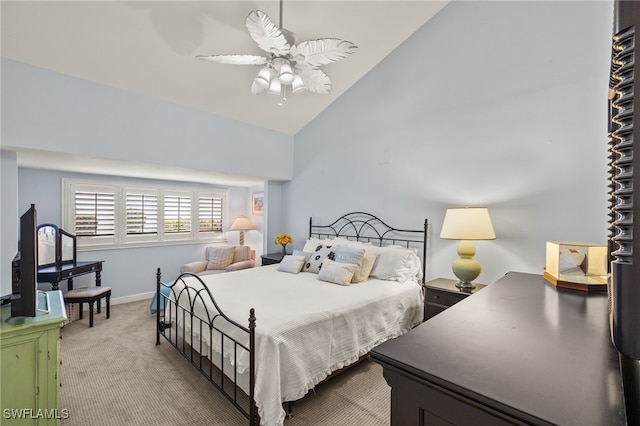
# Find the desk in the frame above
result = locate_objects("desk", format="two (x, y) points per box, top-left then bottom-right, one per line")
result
(370, 272), (627, 425)
(38, 260), (104, 291)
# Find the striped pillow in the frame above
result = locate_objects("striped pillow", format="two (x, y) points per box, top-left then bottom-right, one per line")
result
(206, 246), (236, 270)
(233, 245), (252, 263)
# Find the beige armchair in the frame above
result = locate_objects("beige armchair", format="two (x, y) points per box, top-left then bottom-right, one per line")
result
(181, 245), (256, 276)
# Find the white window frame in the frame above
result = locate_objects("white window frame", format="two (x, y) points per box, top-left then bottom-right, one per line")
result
(63, 178), (229, 250)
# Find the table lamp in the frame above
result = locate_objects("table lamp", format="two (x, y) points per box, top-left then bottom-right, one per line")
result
(440, 207), (496, 290)
(229, 216), (255, 246)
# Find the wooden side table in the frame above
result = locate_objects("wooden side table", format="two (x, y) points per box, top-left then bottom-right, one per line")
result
(260, 252), (285, 266)
(425, 277), (486, 320)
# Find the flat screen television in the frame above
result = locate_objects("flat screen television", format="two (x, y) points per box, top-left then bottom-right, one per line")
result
(10, 204), (37, 317)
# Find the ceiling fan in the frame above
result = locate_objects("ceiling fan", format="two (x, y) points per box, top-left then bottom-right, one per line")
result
(196, 0), (357, 101)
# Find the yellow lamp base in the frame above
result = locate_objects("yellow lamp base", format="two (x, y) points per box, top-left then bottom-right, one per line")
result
(452, 240), (481, 290)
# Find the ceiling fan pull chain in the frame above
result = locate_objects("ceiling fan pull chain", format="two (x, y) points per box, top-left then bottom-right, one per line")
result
(279, 85), (288, 107)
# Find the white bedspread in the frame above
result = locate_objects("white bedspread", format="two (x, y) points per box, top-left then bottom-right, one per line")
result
(166, 265), (423, 426)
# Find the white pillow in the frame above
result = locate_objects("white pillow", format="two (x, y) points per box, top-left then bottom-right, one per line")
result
(369, 246), (423, 282)
(302, 237), (324, 253)
(336, 238), (373, 249)
(277, 255), (306, 274)
(318, 260), (359, 285)
(302, 244), (337, 274)
(303, 237), (371, 252)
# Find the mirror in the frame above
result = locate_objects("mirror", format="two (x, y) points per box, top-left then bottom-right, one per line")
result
(60, 229), (75, 264)
(37, 225), (57, 266)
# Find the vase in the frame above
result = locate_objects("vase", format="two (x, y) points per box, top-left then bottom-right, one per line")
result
(281, 244), (288, 255)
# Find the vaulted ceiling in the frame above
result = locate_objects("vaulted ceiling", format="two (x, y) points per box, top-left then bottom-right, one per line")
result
(1, 1), (448, 184)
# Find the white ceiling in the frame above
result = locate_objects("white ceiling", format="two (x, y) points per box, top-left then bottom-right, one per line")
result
(1, 0), (448, 184)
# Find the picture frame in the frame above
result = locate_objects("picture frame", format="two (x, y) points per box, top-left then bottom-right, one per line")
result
(252, 192), (264, 216)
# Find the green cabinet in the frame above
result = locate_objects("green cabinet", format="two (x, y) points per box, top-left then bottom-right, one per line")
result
(1, 291), (66, 425)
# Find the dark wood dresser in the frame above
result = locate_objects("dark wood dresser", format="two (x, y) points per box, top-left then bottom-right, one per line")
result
(370, 271), (628, 425)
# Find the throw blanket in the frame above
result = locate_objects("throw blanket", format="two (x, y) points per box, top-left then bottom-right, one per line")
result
(165, 265), (423, 426)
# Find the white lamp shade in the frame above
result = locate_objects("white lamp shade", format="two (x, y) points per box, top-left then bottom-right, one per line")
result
(229, 216), (256, 231)
(268, 77), (281, 95)
(254, 66), (271, 89)
(440, 207), (496, 240)
(291, 74), (305, 93)
(279, 63), (294, 85)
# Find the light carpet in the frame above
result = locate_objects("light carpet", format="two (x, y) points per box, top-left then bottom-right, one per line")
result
(59, 299), (391, 425)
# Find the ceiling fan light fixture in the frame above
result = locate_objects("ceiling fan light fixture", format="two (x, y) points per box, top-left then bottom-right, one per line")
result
(268, 77), (282, 95)
(254, 66), (272, 89)
(291, 74), (305, 93)
(279, 62), (294, 85)
(196, 2), (357, 101)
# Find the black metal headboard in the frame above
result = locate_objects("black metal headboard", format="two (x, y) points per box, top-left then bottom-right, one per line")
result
(309, 212), (428, 283)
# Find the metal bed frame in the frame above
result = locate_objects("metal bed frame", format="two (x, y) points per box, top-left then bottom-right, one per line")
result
(155, 212), (428, 426)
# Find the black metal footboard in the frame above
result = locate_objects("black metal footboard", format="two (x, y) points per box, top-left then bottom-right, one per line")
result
(155, 268), (258, 426)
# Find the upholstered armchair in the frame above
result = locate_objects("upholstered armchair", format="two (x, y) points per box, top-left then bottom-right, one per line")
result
(181, 245), (256, 276)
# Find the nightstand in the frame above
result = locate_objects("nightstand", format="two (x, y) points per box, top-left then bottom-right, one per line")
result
(261, 252), (285, 266)
(425, 277), (486, 320)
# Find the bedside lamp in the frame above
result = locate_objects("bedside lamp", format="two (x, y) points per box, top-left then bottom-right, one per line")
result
(229, 216), (255, 246)
(440, 207), (496, 290)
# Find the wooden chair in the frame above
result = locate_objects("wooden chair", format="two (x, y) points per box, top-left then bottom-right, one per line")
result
(63, 286), (112, 328)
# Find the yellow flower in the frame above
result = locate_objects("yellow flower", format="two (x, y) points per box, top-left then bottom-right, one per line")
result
(274, 234), (293, 245)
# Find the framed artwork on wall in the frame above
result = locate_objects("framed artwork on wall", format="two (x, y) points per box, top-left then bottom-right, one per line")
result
(252, 192), (264, 216)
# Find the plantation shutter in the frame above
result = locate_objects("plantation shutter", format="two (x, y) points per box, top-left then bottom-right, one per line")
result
(126, 193), (158, 235)
(74, 191), (115, 236)
(199, 196), (223, 233)
(164, 195), (191, 234)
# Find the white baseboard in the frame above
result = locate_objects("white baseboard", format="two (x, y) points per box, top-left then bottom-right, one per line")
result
(111, 291), (154, 306)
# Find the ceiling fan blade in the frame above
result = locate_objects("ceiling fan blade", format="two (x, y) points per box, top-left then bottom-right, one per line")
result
(294, 64), (332, 94)
(246, 10), (290, 56)
(290, 39), (357, 67)
(196, 54), (269, 65)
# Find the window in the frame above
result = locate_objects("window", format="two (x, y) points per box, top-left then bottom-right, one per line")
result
(163, 194), (191, 235)
(199, 195), (224, 234)
(63, 179), (228, 249)
(74, 190), (115, 237)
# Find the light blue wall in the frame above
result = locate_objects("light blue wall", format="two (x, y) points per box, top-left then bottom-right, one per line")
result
(1, 57), (290, 299)
(286, 0), (612, 285)
(14, 167), (264, 299)
(1, 58), (293, 180)
(1, 1), (614, 296)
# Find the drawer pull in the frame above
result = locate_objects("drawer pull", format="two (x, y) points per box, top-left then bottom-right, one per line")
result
(434, 295), (440, 300)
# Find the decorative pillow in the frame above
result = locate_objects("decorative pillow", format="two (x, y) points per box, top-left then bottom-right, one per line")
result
(292, 249), (313, 261)
(302, 244), (337, 274)
(277, 255), (306, 274)
(318, 260), (359, 286)
(232, 245), (252, 263)
(302, 238), (324, 253)
(334, 246), (365, 268)
(352, 250), (379, 283)
(206, 246), (236, 270)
